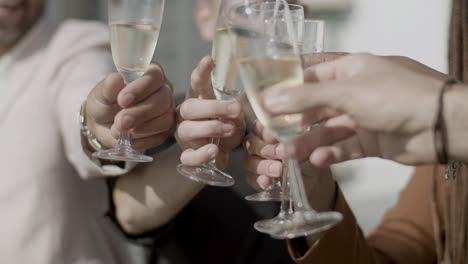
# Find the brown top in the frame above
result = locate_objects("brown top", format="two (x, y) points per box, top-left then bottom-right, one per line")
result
(288, 165), (446, 264)
(287, 0), (468, 261)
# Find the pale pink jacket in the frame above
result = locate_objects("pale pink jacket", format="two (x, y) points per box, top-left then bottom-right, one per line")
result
(0, 16), (138, 263)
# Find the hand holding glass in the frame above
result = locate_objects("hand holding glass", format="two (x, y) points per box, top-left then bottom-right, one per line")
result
(92, 0), (164, 162)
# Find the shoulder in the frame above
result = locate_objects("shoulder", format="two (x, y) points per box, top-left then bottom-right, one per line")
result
(48, 19), (110, 60)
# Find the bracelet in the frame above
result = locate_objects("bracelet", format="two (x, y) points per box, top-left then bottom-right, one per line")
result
(79, 100), (106, 152)
(434, 78), (459, 164)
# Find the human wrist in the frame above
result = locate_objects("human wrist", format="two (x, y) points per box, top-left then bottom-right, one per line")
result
(445, 84), (468, 163)
(296, 162), (338, 250)
(300, 162), (337, 212)
(79, 100), (107, 152)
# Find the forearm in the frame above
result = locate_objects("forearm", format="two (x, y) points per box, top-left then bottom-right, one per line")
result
(113, 144), (204, 235)
(446, 84), (468, 164)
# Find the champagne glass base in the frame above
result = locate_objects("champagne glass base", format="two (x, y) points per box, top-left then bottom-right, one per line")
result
(245, 189), (282, 202)
(176, 164), (235, 187)
(92, 148), (153, 163)
(269, 211), (343, 239)
(254, 215), (287, 233)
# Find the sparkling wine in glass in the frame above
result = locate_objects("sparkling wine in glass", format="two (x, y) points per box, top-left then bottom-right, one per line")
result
(92, 0), (164, 162)
(301, 19), (324, 54)
(255, 19), (328, 233)
(244, 2), (303, 202)
(228, 0), (342, 238)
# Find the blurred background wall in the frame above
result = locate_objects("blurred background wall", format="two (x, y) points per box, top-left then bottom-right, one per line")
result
(46, 0), (452, 234)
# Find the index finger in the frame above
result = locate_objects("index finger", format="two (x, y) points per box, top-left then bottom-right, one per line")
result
(243, 134), (279, 160)
(117, 63), (167, 108)
(178, 98), (242, 121)
(303, 53), (378, 83)
(252, 120), (278, 144)
(262, 80), (348, 116)
(263, 55), (364, 115)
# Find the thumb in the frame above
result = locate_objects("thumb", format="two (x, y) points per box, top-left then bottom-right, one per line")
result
(86, 73), (125, 124)
(92, 73), (125, 106)
(188, 56), (215, 99)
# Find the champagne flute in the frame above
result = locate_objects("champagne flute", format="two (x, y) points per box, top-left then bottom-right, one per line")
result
(302, 19), (324, 54)
(244, 2), (304, 202)
(93, 0), (165, 162)
(176, 0), (242, 187)
(228, 0), (342, 238)
(254, 19), (327, 233)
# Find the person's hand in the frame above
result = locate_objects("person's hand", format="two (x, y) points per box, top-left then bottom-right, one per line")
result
(263, 53), (454, 166)
(301, 52), (446, 80)
(85, 64), (174, 151)
(175, 56), (246, 169)
(243, 121), (336, 212)
(243, 120), (282, 190)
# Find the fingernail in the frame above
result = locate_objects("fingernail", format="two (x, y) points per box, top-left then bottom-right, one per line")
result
(264, 93), (284, 111)
(121, 93), (135, 107)
(200, 56), (211, 68)
(268, 162), (282, 176)
(276, 144), (286, 159)
(222, 123), (235, 134)
(110, 125), (119, 139)
(207, 146), (217, 158)
(257, 175), (270, 190)
(122, 115), (135, 129)
(227, 101), (240, 115)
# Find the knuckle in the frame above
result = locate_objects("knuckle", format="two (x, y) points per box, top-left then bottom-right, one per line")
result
(148, 63), (163, 73)
(260, 144), (275, 159)
(215, 101), (229, 116)
(180, 151), (192, 165)
(243, 136), (254, 154)
(392, 55), (408, 62)
(350, 53), (374, 70)
(176, 121), (191, 139)
(147, 64), (166, 82)
(202, 121), (223, 138)
(159, 88), (173, 111)
(179, 99), (194, 119)
(355, 52), (375, 62)
(190, 69), (200, 85)
(113, 113), (125, 131)
(257, 160), (269, 175)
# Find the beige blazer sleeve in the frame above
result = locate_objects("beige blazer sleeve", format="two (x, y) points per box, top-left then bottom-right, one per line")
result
(48, 20), (135, 180)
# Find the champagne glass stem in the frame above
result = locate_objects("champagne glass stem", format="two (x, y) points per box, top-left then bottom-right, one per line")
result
(118, 130), (132, 148)
(206, 136), (221, 168)
(278, 167), (290, 216)
(266, 177), (281, 191)
(114, 76), (141, 152)
(284, 141), (314, 212)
